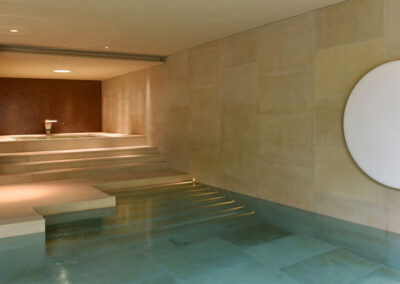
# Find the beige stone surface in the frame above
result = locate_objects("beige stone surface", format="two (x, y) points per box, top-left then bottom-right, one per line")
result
(221, 63), (259, 104)
(259, 112), (314, 168)
(386, 189), (400, 234)
(190, 87), (222, 120)
(102, 70), (147, 134)
(102, 0), (400, 233)
(316, 0), (384, 49)
(260, 70), (313, 114)
(221, 31), (258, 68)
(191, 119), (221, 150)
(314, 39), (386, 102)
(314, 105), (346, 148)
(165, 107), (190, 172)
(314, 192), (387, 231)
(166, 51), (190, 80)
(190, 42), (220, 89)
(257, 13), (315, 75)
(315, 146), (385, 204)
(258, 160), (314, 211)
(190, 148), (220, 186)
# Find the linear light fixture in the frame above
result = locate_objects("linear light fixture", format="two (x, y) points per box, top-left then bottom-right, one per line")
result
(0, 44), (165, 62)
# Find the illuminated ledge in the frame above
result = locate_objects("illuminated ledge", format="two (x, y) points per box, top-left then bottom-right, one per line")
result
(0, 179), (116, 239)
(0, 170), (190, 239)
(0, 216), (45, 239)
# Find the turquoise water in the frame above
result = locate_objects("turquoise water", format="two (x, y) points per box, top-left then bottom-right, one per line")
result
(1, 182), (400, 283)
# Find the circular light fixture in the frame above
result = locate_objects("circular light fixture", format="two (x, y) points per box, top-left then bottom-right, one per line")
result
(105, 46), (109, 49)
(53, 69), (71, 73)
(9, 29), (19, 33)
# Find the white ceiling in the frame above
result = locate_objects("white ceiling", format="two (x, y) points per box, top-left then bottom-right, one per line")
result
(0, 0), (347, 80)
(0, 52), (161, 80)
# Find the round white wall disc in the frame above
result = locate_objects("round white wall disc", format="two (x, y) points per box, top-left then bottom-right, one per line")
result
(344, 60), (400, 189)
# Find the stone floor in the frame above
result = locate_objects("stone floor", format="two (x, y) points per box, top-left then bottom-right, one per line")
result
(1, 182), (400, 283)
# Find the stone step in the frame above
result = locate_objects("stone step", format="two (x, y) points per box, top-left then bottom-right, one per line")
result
(0, 135), (146, 153)
(96, 172), (193, 191)
(0, 145), (157, 164)
(110, 183), (207, 197)
(0, 161), (169, 185)
(0, 154), (165, 175)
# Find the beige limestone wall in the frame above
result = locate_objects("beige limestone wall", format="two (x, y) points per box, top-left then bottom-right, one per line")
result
(103, 0), (400, 234)
(102, 71), (148, 135)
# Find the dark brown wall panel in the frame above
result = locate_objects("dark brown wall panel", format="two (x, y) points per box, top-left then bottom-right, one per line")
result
(0, 78), (102, 135)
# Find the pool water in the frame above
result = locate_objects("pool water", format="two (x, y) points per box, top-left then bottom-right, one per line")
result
(1, 182), (400, 283)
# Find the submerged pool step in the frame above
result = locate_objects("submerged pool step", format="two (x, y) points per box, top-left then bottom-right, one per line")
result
(114, 188), (214, 203)
(46, 183), (255, 247)
(116, 189), (221, 206)
(0, 153), (165, 174)
(48, 198), (242, 237)
(47, 204), (250, 241)
(46, 209), (255, 254)
(110, 184), (209, 198)
(116, 199), (237, 220)
(116, 194), (231, 213)
(107, 181), (198, 194)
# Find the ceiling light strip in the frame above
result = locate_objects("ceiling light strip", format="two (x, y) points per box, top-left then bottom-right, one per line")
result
(0, 44), (165, 62)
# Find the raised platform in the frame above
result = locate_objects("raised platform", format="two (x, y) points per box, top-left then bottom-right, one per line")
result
(0, 133), (191, 239)
(0, 170), (191, 239)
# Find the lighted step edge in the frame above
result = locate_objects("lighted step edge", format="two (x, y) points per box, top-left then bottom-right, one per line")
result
(0, 161), (169, 185)
(0, 146), (158, 164)
(0, 135), (147, 153)
(107, 181), (198, 194)
(0, 154), (165, 175)
(114, 187), (214, 202)
(110, 184), (208, 197)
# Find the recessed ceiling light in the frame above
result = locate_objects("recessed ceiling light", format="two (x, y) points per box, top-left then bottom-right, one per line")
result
(105, 46), (109, 49)
(53, 69), (71, 73)
(9, 29), (19, 33)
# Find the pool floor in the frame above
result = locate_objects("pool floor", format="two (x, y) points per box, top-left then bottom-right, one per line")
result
(1, 182), (400, 283)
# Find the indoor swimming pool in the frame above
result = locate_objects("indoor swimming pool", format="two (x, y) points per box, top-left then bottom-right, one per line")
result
(1, 182), (400, 283)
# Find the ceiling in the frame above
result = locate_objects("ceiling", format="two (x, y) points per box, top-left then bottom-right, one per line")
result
(0, 52), (161, 80)
(0, 0), (347, 80)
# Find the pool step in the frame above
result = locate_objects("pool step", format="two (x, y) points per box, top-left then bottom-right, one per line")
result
(0, 153), (165, 174)
(0, 135), (146, 153)
(0, 143), (191, 185)
(0, 145), (158, 164)
(46, 183), (255, 245)
(0, 161), (170, 185)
